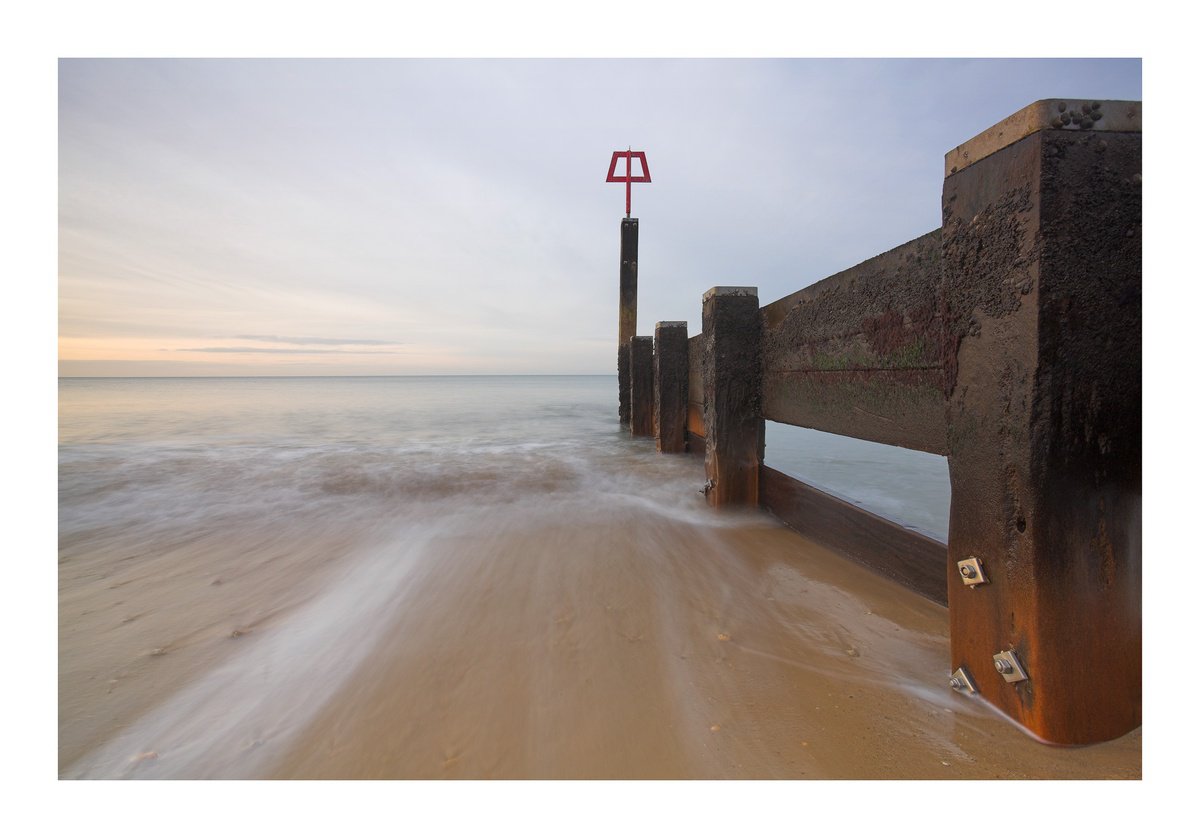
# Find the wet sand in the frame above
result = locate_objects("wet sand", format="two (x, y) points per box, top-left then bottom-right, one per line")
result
(60, 499), (1139, 780)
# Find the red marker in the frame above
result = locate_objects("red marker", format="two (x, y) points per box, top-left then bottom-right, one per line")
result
(606, 149), (651, 217)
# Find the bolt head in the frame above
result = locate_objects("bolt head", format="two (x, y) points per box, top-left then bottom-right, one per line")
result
(995, 659), (1012, 674)
(960, 565), (976, 578)
(950, 678), (963, 689)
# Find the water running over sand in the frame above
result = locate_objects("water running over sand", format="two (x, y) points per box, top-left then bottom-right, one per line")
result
(59, 376), (1139, 778)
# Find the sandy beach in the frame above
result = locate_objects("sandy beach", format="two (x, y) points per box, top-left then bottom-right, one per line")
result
(60, 491), (1139, 780)
(56, 376), (1139, 780)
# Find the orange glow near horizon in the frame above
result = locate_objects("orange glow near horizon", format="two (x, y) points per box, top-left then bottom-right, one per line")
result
(55, 335), (484, 377)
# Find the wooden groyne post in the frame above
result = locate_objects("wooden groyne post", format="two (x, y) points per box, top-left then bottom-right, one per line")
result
(941, 100), (1142, 744)
(702, 287), (762, 507)
(608, 149), (650, 427)
(617, 217), (638, 427)
(653, 321), (689, 453)
(629, 335), (654, 437)
(617, 99), (1141, 746)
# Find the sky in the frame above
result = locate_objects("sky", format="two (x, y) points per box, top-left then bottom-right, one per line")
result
(57, 57), (1142, 376)
(18, 2), (1194, 827)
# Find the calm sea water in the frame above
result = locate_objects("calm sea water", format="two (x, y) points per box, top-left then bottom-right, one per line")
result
(58, 375), (952, 778)
(59, 376), (949, 544)
(764, 422), (950, 542)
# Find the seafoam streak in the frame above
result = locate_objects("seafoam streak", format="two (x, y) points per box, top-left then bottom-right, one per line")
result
(64, 527), (434, 780)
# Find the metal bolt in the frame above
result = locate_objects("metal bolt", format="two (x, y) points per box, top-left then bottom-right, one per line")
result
(960, 565), (976, 579)
(950, 666), (977, 693)
(992, 650), (1029, 683)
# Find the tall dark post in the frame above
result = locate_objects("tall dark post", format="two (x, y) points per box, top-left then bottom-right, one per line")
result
(702, 287), (763, 506)
(629, 336), (654, 437)
(941, 99), (1141, 744)
(617, 217), (639, 426)
(654, 321), (689, 453)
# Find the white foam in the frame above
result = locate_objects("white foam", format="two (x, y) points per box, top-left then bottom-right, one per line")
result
(64, 526), (434, 779)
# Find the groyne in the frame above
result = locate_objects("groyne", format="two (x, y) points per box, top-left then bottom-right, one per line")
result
(617, 99), (1142, 746)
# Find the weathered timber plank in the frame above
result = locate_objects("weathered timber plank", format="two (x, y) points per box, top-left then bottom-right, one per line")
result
(760, 230), (948, 455)
(760, 466), (948, 606)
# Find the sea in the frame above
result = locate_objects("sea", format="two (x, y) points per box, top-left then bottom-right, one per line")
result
(60, 375), (1137, 781)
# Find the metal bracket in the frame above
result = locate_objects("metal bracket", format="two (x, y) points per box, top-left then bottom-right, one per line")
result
(992, 650), (1029, 684)
(957, 556), (988, 587)
(949, 666), (978, 694)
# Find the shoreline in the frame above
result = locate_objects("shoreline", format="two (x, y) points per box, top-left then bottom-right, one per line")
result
(61, 503), (1140, 779)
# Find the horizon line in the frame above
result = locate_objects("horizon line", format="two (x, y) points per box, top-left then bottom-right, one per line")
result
(59, 373), (617, 380)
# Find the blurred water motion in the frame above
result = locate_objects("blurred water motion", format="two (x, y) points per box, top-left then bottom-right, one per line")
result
(59, 376), (1138, 779)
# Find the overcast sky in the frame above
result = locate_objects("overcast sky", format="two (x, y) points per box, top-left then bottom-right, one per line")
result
(58, 58), (1141, 376)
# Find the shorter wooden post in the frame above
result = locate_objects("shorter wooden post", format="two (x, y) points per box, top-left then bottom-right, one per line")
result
(630, 336), (655, 437)
(702, 287), (762, 506)
(654, 321), (689, 453)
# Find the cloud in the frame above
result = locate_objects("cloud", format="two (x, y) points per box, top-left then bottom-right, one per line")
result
(233, 335), (400, 346)
(180, 347), (401, 355)
(58, 59), (1142, 376)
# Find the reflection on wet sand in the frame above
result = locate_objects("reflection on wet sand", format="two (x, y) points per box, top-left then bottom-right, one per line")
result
(61, 493), (1139, 779)
(58, 377), (1139, 779)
